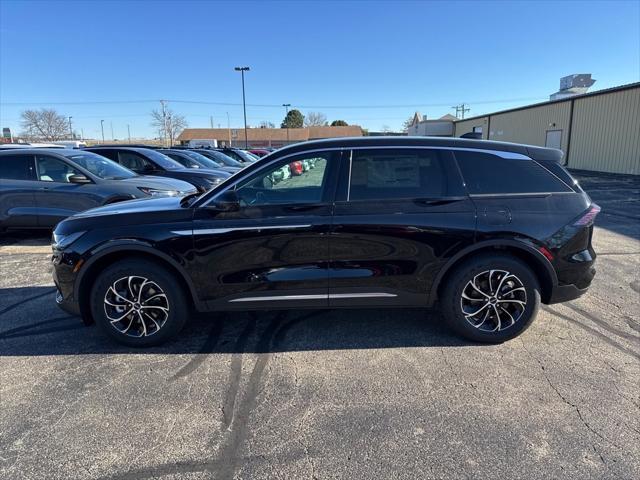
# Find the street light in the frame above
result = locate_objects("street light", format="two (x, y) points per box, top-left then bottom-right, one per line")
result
(282, 103), (291, 144)
(127, 124), (131, 142)
(68, 116), (73, 139)
(234, 66), (250, 148)
(100, 120), (105, 143)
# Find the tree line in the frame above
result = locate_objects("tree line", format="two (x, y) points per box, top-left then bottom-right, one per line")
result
(16, 107), (352, 143)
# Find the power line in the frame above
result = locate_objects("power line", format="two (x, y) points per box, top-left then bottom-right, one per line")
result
(0, 96), (548, 109)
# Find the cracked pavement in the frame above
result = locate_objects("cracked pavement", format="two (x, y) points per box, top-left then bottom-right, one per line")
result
(0, 171), (639, 479)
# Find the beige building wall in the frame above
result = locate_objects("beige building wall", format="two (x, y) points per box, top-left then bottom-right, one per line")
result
(454, 117), (489, 139)
(568, 87), (640, 175)
(487, 102), (572, 154)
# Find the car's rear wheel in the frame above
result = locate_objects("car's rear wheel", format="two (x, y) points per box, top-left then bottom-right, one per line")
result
(90, 259), (188, 347)
(441, 254), (540, 343)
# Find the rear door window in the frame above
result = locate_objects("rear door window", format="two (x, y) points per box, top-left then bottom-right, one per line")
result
(0, 154), (35, 180)
(455, 151), (572, 195)
(347, 149), (464, 201)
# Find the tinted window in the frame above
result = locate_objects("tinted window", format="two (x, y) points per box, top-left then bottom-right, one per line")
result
(455, 151), (572, 194)
(349, 149), (463, 201)
(164, 152), (200, 168)
(36, 155), (81, 183)
(0, 154), (34, 180)
(64, 152), (136, 179)
(118, 151), (153, 171)
(235, 153), (331, 206)
(143, 150), (183, 170)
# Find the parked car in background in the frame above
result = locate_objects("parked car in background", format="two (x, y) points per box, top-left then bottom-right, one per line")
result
(52, 136), (598, 347)
(0, 148), (196, 230)
(214, 147), (258, 164)
(0, 143), (65, 149)
(191, 149), (245, 169)
(85, 146), (231, 192)
(51, 141), (88, 149)
(158, 149), (240, 175)
(249, 149), (271, 158)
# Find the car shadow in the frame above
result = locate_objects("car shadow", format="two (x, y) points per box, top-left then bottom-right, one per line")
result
(0, 286), (478, 356)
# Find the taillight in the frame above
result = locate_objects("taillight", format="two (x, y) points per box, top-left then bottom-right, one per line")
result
(573, 204), (601, 226)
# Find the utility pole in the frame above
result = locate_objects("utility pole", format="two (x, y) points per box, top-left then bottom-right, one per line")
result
(80, 128), (84, 140)
(226, 112), (231, 146)
(210, 116), (214, 128)
(100, 120), (105, 143)
(282, 103), (291, 144)
(452, 103), (470, 119)
(234, 66), (250, 149)
(110, 122), (114, 140)
(127, 124), (131, 142)
(68, 116), (73, 139)
(160, 99), (169, 147)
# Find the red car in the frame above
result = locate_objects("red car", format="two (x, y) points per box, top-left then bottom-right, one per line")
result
(249, 149), (271, 158)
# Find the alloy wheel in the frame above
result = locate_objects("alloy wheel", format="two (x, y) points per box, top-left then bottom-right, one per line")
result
(460, 269), (527, 332)
(103, 276), (169, 337)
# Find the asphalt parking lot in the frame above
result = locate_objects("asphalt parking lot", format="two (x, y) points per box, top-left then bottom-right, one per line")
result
(1, 171), (638, 480)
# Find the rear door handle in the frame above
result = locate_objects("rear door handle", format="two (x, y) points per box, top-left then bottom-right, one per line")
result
(414, 197), (466, 207)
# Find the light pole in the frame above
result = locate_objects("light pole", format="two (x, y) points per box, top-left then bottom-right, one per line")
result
(234, 66), (250, 148)
(100, 120), (105, 143)
(127, 124), (131, 142)
(68, 116), (73, 139)
(282, 103), (291, 144)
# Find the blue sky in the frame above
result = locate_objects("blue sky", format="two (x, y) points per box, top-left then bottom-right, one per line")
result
(1, 0), (639, 139)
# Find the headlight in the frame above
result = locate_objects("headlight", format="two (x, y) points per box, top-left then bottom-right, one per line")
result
(52, 231), (86, 250)
(138, 187), (180, 197)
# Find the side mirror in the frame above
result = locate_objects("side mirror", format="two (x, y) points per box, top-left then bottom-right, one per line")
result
(206, 189), (240, 212)
(68, 174), (92, 184)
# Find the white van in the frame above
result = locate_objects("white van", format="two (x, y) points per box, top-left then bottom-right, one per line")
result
(51, 140), (88, 149)
(188, 139), (218, 148)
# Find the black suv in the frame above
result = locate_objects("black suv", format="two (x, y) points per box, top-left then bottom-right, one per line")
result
(85, 147), (231, 192)
(52, 137), (598, 346)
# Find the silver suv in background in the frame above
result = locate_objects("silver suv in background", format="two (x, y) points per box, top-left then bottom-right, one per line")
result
(0, 148), (196, 230)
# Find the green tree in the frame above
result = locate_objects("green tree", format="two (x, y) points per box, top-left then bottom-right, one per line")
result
(281, 109), (304, 128)
(330, 120), (348, 126)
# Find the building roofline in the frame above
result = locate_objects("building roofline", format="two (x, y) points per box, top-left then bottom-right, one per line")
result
(456, 81), (640, 123)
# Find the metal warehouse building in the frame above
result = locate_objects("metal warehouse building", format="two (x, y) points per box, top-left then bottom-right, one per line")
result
(454, 82), (639, 175)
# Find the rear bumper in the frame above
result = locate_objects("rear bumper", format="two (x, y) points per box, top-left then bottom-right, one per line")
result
(547, 283), (590, 304)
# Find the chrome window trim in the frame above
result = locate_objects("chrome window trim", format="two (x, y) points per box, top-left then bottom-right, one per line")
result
(469, 191), (576, 198)
(171, 224), (311, 236)
(199, 145), (540, 208)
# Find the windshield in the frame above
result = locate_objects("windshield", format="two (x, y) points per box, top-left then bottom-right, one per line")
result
(199, 150), (243, 168)
(183, 151), (224, 169)
(164, 151), (201, 168)
(144, 149), (183, 170)
(65, 152), (136, 179)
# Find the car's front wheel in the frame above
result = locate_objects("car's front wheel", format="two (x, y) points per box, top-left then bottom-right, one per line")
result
(90, 259), (188, 347)
(441, 254), (541, 343)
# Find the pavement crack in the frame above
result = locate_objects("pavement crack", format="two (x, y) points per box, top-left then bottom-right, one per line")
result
(520, 337), (622, 451)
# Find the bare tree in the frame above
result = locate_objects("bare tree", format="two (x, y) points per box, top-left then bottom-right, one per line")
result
(20, 109), (69, 141)
(304, 111), (328, 127)
(381, 124), (391, 134)
(402, 115), (416, 132)
(151, 102), (188, 146)
(260, 120), (275, 128)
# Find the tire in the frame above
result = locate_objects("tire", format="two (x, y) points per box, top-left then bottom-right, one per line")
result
(90, 259), (188, 347)
(441, 254), (541, 343)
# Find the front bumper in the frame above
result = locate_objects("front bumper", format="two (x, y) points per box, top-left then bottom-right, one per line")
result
(52, 253), (87, 322)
